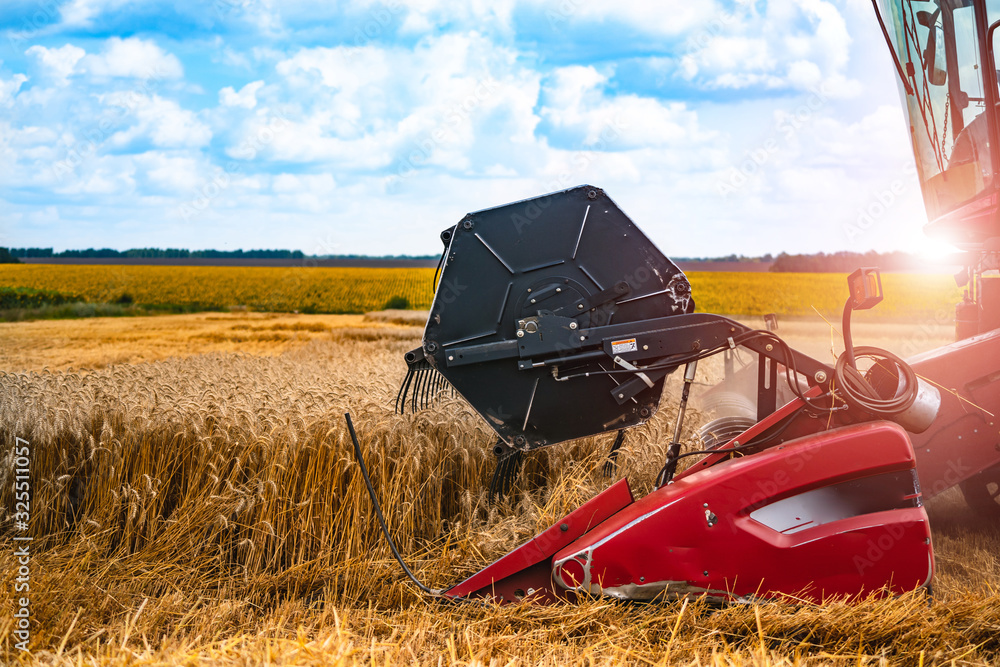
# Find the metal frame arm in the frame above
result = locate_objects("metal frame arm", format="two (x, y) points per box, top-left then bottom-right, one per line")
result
(442, 313), (834, 395)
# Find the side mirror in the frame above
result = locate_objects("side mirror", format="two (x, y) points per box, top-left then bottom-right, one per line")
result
(918, 9), (947, 86)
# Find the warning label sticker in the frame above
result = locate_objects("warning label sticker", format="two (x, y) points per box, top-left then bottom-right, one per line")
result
(611, 338), (638, 354)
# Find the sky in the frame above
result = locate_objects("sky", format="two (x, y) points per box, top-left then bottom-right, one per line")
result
(0, 0), (935, 258)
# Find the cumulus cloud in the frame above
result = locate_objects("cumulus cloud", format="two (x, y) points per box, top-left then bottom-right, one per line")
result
(540, 65), (712, 150)
(104, 94), (211, 148)
(26, 44), (86, 83)
(0, 74), (28, 107)
(219, 80), (265, 109)
(81, 37), (184, 79)
(678, 0), (859, 97)
(268, 32), (540, 172)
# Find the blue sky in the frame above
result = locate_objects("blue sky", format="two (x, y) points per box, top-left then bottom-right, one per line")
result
(0, 0), (932, 257)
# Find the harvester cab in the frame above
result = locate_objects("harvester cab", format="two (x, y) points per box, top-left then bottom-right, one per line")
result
(873, 0), (1000, 334)
(352, 2), (1000, 606)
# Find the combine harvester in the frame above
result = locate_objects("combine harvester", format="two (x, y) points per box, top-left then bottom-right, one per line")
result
(351, 0), (1000, 604)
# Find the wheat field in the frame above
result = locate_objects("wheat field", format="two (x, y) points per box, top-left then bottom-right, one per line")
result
(0, 265), (963, 320)
(1, 314), (999, 665)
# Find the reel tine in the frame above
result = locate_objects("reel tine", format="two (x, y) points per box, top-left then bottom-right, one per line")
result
(420, 366), (432, 410)
(488, 441), (525, 504)
(396, 346), (456, 415)
(602, 429), (627, 478)
(411, 366), (424, 413)
(397, 347), (427, 415)
(395, 366), (416, 414)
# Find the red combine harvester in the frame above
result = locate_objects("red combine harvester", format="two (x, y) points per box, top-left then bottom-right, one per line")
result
(349, 0), (1000, 604)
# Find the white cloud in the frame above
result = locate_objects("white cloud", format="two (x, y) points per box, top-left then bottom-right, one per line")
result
(559, 1), (724, 38)
(0, 74), (28, 106)
(105, 94), (211, 148)
(26, 44), (86, 83)
(58, 0), (98, 27)
(134, 152), (206, 193)
(272, 173), (337, 194)
(81, 37), (184, 80)
(219, 80), (265, 109)
(541, 66), (713, 151)
(678, 0), (858, 97)
(267, 33), (541, 172)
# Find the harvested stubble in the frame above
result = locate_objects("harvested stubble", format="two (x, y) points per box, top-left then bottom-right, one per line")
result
(1, 328), (999, 665)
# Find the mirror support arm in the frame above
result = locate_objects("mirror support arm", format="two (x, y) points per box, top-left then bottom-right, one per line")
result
(981, 12), (1000, 188)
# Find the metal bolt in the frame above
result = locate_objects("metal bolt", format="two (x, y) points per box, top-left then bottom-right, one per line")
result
(703, 503), (708, 508)
(560, 523), (569, 532)
(556, 287), (562, 293)
(587, 190), (598, 200)
(643, 344), (648, 350)
(577, 303), (585, 310)
(462, 219), (474, 230)
(765, 343), (773, 352)
(569, 322), (578, 330)
(703, 570), (709, 577)
(639, 576), (645, 583)
(514, 435), (526, 446)
(618, 393), (625, 399)
(448, 355), (454, 361)
(516, 330), (524, 338)
(530, 298), (536, 304)
(425, 341), (438, 353)
(580, 335), (585, 341)
(814, 370), (828, 383)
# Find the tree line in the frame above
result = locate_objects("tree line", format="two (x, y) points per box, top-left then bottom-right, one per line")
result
(767, 251), (921, 273)
(6, 248), (306, 259)
(0, 247), (923, 271)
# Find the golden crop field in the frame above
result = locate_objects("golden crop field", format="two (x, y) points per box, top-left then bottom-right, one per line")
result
(1, 314), (999, 665)
(0, 265), (438, 313)
(0, 264), (963, 320)
(687, 272), (963, 320)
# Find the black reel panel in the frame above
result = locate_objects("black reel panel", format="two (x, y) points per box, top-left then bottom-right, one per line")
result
(421, 185), (694, 450)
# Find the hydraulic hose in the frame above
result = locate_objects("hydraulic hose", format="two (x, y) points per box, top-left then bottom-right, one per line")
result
(834, 346), (918, 417)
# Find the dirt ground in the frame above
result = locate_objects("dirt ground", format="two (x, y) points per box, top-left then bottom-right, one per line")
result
(0, 311), (955, 373)
(0, 312), (395, 371)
